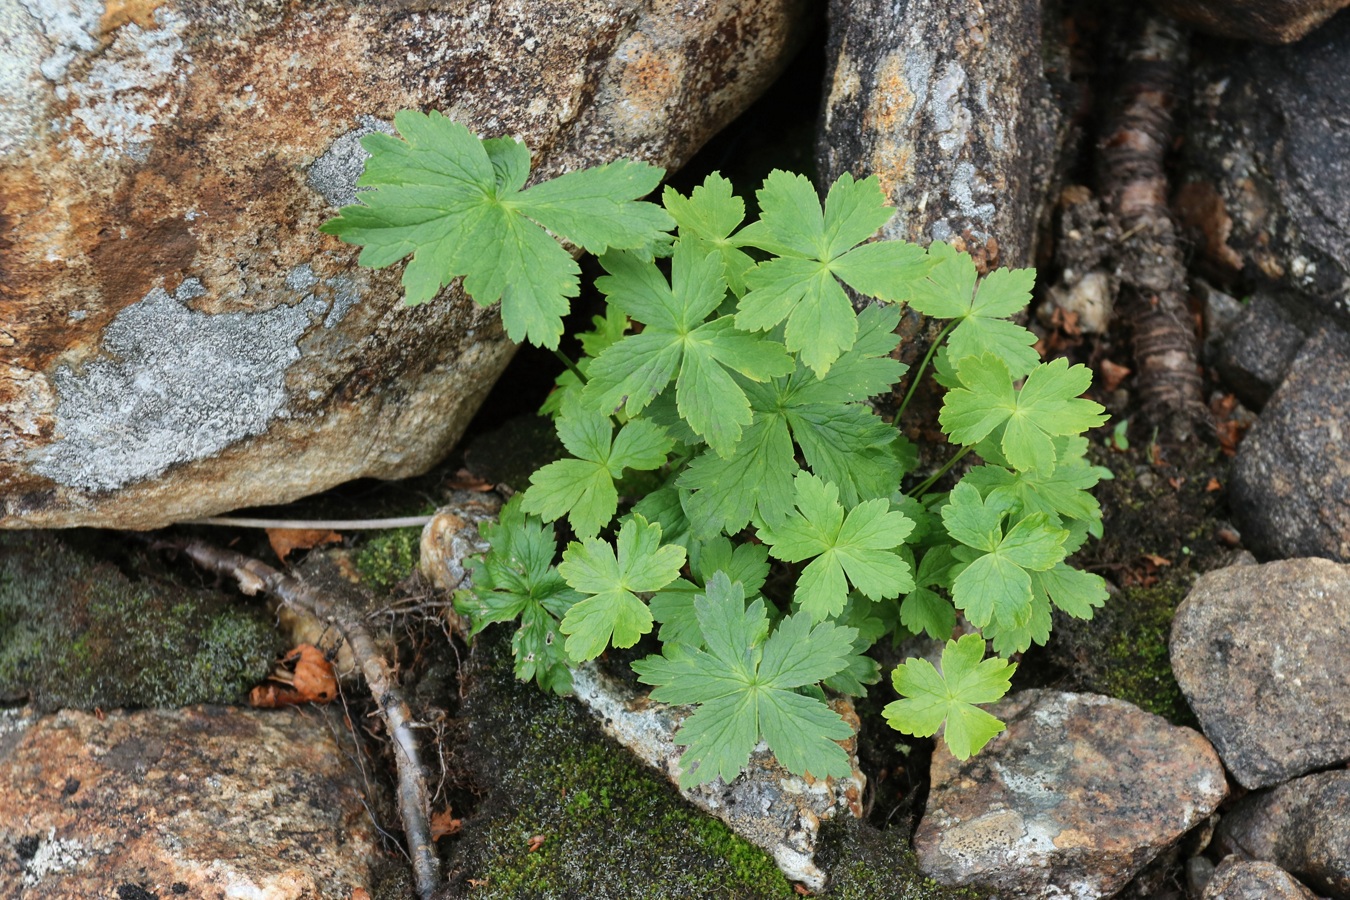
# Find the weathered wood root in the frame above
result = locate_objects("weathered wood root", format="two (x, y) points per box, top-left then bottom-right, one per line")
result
(1099, 13), (1211, 441)
(158, 538), (442, 900)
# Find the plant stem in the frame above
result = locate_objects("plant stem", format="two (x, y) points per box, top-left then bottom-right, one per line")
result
(552, 347), (588, 385)
(895, 320), (956, 421)
(908, 445), (973, 498)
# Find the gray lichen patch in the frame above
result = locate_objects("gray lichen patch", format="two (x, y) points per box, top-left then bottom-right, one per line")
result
(33, 285), (326, 492)
(306, 115), (396, 209)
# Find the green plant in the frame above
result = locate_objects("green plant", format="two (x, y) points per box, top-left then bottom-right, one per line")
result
(322, 111), (1111, 785)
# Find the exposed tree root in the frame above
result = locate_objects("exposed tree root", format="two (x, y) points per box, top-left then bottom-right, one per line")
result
(156, 537), (442, 900)
(1099, 13), (1211, 441)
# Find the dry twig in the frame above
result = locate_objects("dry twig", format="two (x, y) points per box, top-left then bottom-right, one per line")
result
(1099, 13), (1211, 440)
(157, 537), (442, 900)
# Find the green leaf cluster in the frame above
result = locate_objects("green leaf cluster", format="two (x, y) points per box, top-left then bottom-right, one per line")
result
(330, 122), (1111, 783)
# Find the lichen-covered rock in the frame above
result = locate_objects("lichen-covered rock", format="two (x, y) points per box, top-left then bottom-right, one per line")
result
(1230, 330), (1350, 561)
(1150, 0), (1350, 43)
(0, 0), (808, 529)
(0, 532), (278, 711)
(1214, 770), (1350, 899)
(1179, 14), (1350, 316)
(1202, 857), (1320, 900)
(0, 706), (382, 898)
(1171, 558), (1350, 789)
(570, 663), (864, 893)
(914, 690), (1227, 899)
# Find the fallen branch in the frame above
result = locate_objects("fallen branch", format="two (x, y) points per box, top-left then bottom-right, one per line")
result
(1099, 12), (1211, 440)
(185, 515), (435, 530)
(156, 537), (441, 900)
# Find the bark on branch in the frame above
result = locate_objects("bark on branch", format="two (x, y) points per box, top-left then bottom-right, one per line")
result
(1099, 13), (1211, 440)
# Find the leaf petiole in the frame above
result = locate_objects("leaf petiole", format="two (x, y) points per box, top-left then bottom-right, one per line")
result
(895, 319), (956, 421)
(551, 347), (589, 386)
(908, 445), (974, 498)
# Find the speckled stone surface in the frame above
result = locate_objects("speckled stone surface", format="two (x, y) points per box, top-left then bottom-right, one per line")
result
(0, 706), (381, 899)
(0, 0), (807, 528)
(1171, 558), (1350, 790)
(1215, 770), (1350, 900)
(914, 689), (1227, 899)
(1203, 857), (1318, 900)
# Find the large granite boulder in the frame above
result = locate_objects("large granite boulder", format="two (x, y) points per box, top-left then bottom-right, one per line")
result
(0, 0), (808, 529)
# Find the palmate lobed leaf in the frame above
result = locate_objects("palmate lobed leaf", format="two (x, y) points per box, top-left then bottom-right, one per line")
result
(583, 244), (793, 456)
(633, 573), (859, 787)
(734, 171), (930, 376)
(320, 111), (671, 348)
(556, 514), (686, 661)
(759, 471), (916, 621)
(884, 633), (1016, 760)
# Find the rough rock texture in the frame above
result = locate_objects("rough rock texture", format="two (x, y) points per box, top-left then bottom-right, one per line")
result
(0, 531), (278, 711)
(816, 0), (1069, 405)
(1212, 293), (1311, 409)
(1203, 857), (1320, 900)
(570, 663), (864, 893)
(419, 491), (502, 600)
(1230, 329), (1350, 561)
(0, 706), (382, 898)
(1150, 0), (1350, 43)
(1179, 14), (1350, 318)
(1214, 770), (1350, 899)
(914, 690), (1227, 899)
(0, 0), (808, 529)
(1171, 558), (1350, 789)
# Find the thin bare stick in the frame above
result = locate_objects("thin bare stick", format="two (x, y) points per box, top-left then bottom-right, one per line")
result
(185, 515), (435, 530)
(158, 537), (442, 900)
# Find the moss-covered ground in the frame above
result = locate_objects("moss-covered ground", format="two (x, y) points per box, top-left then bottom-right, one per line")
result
(441, 631), (983, 899)
(0, 532), (279, 711)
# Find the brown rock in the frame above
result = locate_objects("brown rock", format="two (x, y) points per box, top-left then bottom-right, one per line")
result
(1203, 857), (1319, 900)
(1214, 770), (1350, 899)
(915, 690), (1227, 899)
(1150, 0), (1350, 43)
(0, 0), (808, 529)
(0, 706), (382, 898)
(1171, 559), (1350, 789)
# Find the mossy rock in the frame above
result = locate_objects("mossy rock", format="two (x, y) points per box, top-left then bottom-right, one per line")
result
(442, 630), (983, 899)
(0, 532), (279, 711)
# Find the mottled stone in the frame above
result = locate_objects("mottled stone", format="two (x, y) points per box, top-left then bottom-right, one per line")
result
(1171, 559), (1350, 789)
(1213, 293), (1311, 409)
(1150, 0), (1350, 43)
(419, 490), (502, 633)
(1215, 770), (1350, 899)
(1203, 857), (1319, 900)
(1230, 330), (1350, 561)
(0, 706), (382, 898)
(0, 0), (808, 529)
(1180, 14), (1350, 315)
(915, 690), (1227, 899)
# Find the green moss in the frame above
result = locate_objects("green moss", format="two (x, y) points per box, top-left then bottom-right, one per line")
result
(351, 526), (423, 592)
(817, 823), (987, 900)
(1050, 577), (1197, 728)
(0, 533), (279, 711)
(448, 632), (981, 899)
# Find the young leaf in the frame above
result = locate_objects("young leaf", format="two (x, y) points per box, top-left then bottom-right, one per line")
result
(583, 244), (794, 456)
(906, 242), (1040, 378)
(961, 435), (1111, 536)
(941, 482), (1069, 629)
(320, 111), (671, 347)
(939, 355), (1108, 473)
(735, 171), (929, 375)
(650, 537), (771, 648)
(456, 499), (580, 693)
(758, 471), (915, 621)
(557, 514), (686, 661)
(663, 174), (757, 296)
(884, 633), (1016, 759)
(899, 545), (960, 641)
(633, 573), (857, 786)
(521, 410), (672, 539)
